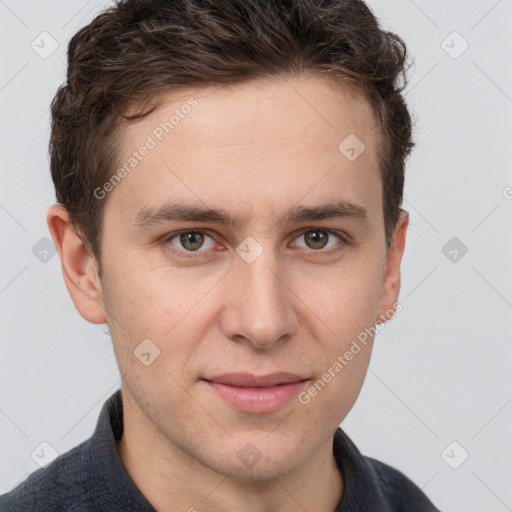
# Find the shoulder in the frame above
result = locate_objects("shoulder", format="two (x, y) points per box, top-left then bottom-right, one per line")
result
(333, 428), (440, 511)
(0, 440), (91, 512)
(363, 455), (441, 511)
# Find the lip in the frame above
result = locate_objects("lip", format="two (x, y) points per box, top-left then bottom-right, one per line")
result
(202, 372), (309, 414)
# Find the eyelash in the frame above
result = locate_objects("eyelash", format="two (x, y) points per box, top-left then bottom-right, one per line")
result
(161, 227), (348, 260)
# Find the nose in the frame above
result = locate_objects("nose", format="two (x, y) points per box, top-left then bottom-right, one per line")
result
(219, 247), (299, 350)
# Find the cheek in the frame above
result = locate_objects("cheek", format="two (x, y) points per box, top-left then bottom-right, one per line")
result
(296, 337), (373, 439)
(101, 267), (202, 407)
(100, 260), (215, 374)
(300, 258), (383, 337)
(102, 253), (189, 326)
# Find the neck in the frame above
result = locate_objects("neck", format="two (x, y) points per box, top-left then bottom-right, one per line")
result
(116, 391), (344, 512)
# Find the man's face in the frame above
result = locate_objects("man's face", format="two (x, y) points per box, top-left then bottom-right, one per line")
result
(96, 73), (403, 479)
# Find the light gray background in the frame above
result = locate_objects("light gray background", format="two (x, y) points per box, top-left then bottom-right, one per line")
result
(1, 1), (511, 511)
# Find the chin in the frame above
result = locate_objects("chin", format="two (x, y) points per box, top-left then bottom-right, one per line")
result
(199, 436), (304, 481)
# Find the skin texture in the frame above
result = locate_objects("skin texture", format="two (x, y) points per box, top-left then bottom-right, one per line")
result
(47, 73), (408, 512)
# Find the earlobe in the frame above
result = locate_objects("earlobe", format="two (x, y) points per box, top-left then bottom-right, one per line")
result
(375, 210), (409, 325)
(46, 204), (107, 324)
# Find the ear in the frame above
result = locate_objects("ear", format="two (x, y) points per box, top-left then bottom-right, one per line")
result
(46, 204), (107, 324)
(376, 210), (409, 324)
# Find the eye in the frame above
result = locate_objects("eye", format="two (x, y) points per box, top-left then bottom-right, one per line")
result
(167, 230), (216, 253)
(292, 228), (344, 252)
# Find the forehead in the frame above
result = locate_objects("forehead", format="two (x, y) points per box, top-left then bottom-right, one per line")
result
(120, 72), (379, 156)
(108, 73), (382, 226)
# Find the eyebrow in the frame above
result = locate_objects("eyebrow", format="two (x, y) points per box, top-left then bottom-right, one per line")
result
(133, 198), (369, 231)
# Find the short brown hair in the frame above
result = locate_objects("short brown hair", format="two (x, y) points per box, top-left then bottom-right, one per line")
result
(50, 0), (414, 272)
